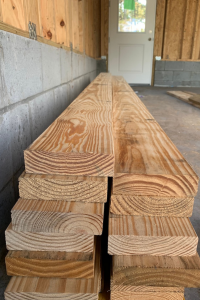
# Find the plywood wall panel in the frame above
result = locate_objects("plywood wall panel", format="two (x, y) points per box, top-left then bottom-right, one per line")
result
(88, 0), (94, 57)
(163, 0), (187, 60)
(192, 0), (200, 59)
(153, 0), (166, 57)
(101, 0), (109, 56)
(66, 0), (72, 48)
(23, 0), (41, 34)
(94, 0), (101, 58)
(79, 0), (84, 53)
(54, 0), (67, 46)
(1, 0), (26, 30)
(39, 0), (56, 42)
(72, 0), (79, 50)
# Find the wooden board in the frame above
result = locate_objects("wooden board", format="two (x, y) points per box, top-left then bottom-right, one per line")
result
(108, 214), (198, 256)
(39, 0), (56, 42)
(110, 194), (194, 217)
(5, 223), (94, 252)
(6, 238), (97, 278)
(111, 291), (184, 300)
(111, 286), (184, 293)
(112, 77), (199, 199)
(101, 0), (109, 57)
(0, 0), (26, 30)
(112, 253), (200, 288)
(19, 172), (108, 202)
(11, 198), (104, 235)
(5, 238), (101, 300)
(153, 0), (166, 57)
(54, 0), (67, 46)
(24, 75), (114, 177)
(167, 91), (200, 109)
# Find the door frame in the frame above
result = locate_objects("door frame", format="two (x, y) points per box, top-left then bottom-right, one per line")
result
(108, 0), (157, 85)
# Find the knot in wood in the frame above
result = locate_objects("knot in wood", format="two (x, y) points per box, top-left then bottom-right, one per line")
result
(47, 30), (52, 39)
(60, 20), (65, 27)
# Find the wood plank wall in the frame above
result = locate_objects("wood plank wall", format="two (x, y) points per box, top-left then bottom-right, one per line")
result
(154, 0), (200, 61)
(0, 0), (101, 58)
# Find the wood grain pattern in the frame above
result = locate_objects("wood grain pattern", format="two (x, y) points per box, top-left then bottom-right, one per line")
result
(112, 253), (200, 288)
(0, 0), (25, 30)
(5, 238), (101, 300)
(111, 291), (184, 300)
(54, 0), (67, 46)
(112, 77), (199, 199)
(6, 223), (94, 252)
(23, 0), (41, 34)
(101, 0), (109, 56)
(12, 198), (104, 235)
(153, 0), (166, 57)
(110, 194), (194, 217)
(108, 214), (198, 256)
(19, 172), (108, 203)
(24, 75), (114, 177)
(6, 238), (97, 278)
(111, 286), (184, 293)
(39, 0), (56, 42)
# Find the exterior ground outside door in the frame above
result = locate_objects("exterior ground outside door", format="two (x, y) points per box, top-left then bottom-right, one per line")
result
(108, 0), (157, 84)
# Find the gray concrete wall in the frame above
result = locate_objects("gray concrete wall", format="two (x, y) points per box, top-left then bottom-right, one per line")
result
(154, 61), (200, 87)
(0, 30), (98, 256)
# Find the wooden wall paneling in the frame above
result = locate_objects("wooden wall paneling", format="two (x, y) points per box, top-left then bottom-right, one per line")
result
(181, 0), (198, 59)
(88, 0), (94, 57)
(0, 0), (26, 30)
(54, 0), (67, 46)
(72, 0), (79, 50)
(153, 0), (166, 57)
(94, 0), (101, 58)
(192, 0), (200, 60)
(101, 0), (109, 57)
(163, 0), (186, 60)
(0, 0), (2, 22)
(23, 0), (41, 35)
(85, 0), (89, 56)
(78, 0), (84, 53)
(39, 0), (56, 42)
(66, 0), (72, 48)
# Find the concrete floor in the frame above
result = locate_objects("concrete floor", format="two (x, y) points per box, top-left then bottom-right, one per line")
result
(0, 86), (200, 299)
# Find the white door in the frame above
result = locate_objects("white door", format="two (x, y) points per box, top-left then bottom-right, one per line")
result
(108, 0), (157, 84)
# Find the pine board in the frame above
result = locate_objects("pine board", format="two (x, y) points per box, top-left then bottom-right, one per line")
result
(110, 194), (194, 217)
(19, 172), (108, 202)
(12, 199), (104, 235)
(167, 91), (200, 109)
(112, 253), (200, 288)
(6, 238), (97, 278)
(24, 74), (114, 177)
(5, 239), (101, 300)
(113, 77), (198, 199)
(111, 291), (184, 300)
(6, 223), (94, 252)
(108, 214), (198, 256)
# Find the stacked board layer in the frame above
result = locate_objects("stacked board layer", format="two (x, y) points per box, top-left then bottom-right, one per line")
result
(24, 74), (114, 177)
(5, 73), (114, 300)
(109, 76), (200, 300)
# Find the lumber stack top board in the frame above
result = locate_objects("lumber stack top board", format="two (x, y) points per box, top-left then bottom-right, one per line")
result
(11, 199), (104, 235)
(108, 214), (198, 256)
(19, 172), (108, 202)
(5, 238), (101, 300)
(167, 91), (200, 109)
(111, 253), (200, 288)
(6, 224), (94, 252)
(24, 74), (114, 177)
(112, 77), (199, 198)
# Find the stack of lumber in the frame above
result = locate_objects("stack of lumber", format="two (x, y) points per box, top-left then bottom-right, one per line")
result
(108, 76), (200, 300)
(4, 73), (114, 300)
(167, 91), (200, 109)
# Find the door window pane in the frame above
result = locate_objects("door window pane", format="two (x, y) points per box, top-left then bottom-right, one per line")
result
(118, 0), (147, 33)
